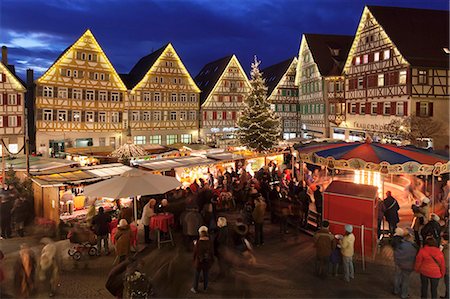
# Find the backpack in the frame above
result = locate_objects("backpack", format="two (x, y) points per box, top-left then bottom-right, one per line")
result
(123, 270), (153, 299)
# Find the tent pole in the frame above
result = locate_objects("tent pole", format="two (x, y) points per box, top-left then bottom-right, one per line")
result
(432, 176), (435, 213)
(361, 224), (365, 271)
(134, 197), (138, 225)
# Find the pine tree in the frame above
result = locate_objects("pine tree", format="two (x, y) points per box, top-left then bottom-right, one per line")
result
(237, 56), (281, 152)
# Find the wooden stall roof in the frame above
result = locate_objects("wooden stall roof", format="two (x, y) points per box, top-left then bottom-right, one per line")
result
(137, 156), (218, 172)
(2, 156), (79, 172)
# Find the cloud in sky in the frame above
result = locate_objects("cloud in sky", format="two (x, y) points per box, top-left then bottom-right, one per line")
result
(1, 0), (448, 79)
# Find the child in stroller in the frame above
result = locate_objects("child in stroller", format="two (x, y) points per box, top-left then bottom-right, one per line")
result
(67, 223), (97, 260)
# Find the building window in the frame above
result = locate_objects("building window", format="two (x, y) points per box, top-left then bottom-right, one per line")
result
(360, 103), (365, 114)
(170, 111), (177, 121)
(7, 94), (17, 105)
(166, 134), (177, 145)
(350, 103), (356, 114)
(111, 112), (119, 123)
(73, 89), (82, 100)
(133, 136), (146, 145)
(99, 137), (106, 147)
(143, 111), (151, 121)
(180, 111), (187, 120)
(383, 102), (391, 115)
(111, 92), (120, 102)
(73, 70), (78, 78)
(86, 90), (95, 101)
(43, 86), (53, 97)
(171, 93), (177, 102)
(100, 73), (105, 81)
(355, 56), (361, 65)
(86, 112), (94, 122)
(73, 111), (81, 122)
(188, 111), (196, 120)
(418, 70), (428, 84)
(419, 102), (429, 116)
(43, 109), (53, 121)
(181, 134), (192, 144)
(0, 117), (3, 127)
(330, 103), (335, 114)
(8, 116), (17, 127)
(143, 92), (151, 101)
(374, 52), (380, 62)
(371, 102), (377, 114)
(99, 112), (106, 122)
(328, 82), (334, 92)
(358, 77), (364, 89)
(383, 49), (390, 60)
(99, 91), (107, 101)
(180, 94), (187, 102)
(190, 94), (196, 102)
(399, 70), (407, 85)
(396, 102), (404, 116)
(284, 104), (290, 112)
(57, 110), (67, 121)
(378, 74), (384, 87)
(154, 92), (161, 102)
(58, 88), (68, 98)
(149, 135), (162, 145)
(160, 77), (164, 83)
(270, 104), (276, 111)
(153, 111), (161, 121)
(363, 54), (369, 64)
(336, 82), (342, 92)
(132, 111), (140, 121)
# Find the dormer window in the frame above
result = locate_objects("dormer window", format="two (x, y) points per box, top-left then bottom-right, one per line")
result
(330, 48), (340, 56)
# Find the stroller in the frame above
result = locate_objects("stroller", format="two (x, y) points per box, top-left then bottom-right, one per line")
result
(67, 225), (98, 260)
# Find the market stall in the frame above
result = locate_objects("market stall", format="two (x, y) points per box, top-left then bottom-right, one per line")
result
(32, 163), (132, 225)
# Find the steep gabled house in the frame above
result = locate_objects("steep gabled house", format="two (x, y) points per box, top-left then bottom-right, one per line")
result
(262, 57), (299, 140)
(342, 6), (449, 148)
(195, 55), (250, 145)
(123, 43), (201, 146)
(296, 34), (353, 139)
(35, 29), (127, 156)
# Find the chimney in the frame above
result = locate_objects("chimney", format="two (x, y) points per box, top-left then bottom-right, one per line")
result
(26, 69), (34, 87)
(1, 46), (7, 65)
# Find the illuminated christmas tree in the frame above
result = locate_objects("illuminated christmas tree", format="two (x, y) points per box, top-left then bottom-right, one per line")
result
(237, 56), (281, 152)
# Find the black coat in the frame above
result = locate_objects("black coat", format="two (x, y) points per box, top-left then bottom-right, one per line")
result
(92, 212), (112, 236)
(383, 196), (400, 223)
(0, 200), (13, 222)
(421, 220), (441, 242)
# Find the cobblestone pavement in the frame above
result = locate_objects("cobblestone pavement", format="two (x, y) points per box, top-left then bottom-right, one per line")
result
(0, 212), (446, 299)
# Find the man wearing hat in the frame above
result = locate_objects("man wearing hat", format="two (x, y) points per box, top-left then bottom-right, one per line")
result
(340, 224), (355, 282)
(393, 228), (418, 299)
(421, 213), (442, 245)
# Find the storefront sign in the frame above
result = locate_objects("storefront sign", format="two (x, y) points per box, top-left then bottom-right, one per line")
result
(353, 122), (396, 133)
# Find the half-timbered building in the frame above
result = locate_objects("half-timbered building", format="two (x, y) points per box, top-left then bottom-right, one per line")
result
(296, 34), (353, 139)
(195, 55), (250, 145)
(262, 57), (299, 140)
(121, 43), (201, 146)
(342, 6), (449, 148)
(0, 46), (27, 156)
(35, 29), (127, 156)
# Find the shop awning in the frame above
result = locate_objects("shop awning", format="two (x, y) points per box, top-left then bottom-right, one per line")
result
(139, 156), (218, 171)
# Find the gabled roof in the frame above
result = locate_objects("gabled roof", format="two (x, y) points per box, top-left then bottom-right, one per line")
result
(304, 34), (353, 76)
(367, 6), (449, 68)
(261, 57), (295, 96)
(125, 44), (168, 89)
(194, 55), (233, 105)
(0, 61), (26, 91)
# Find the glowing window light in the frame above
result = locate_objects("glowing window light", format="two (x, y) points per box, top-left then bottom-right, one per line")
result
(353, 170), (383, 198)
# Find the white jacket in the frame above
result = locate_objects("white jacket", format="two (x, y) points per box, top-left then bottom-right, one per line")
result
(141, 202), (155, 226)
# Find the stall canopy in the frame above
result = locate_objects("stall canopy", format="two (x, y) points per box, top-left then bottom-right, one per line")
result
(137, 156), (219, 172)
(32, 163), (132, 186)
(295, 140), (449, 175)
(82, 168), (181, 199)
(2, 156), (79, 172)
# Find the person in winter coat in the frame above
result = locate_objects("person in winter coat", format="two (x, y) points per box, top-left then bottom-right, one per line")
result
(383, 191), (400, 236)
(38, 242), (59, 297)
(393, 228), (418, 299)
(14, 243), (36, 298)
(376, 197), (386, 239)
(340, 224), (355, 283)
(412, 197), (430, 246)
(441, 234), (449, 299)
(191, 226), (214, 294)
(313, 186), (323, 215)
(11, 198), (27, 237)
(299, 186), (311, 228)
(415, 237), (446, 299)
(421, 214), (442, 246)
(0, 196), (13, 239)
(181, 207), (203, 251)
(252, 195), (267, 247)
(313, 220), (334, 278)
(232, 218), (249, 253)
(330, 235), (342, 276)
(114, 219), (131, 264)
(214, 217), (230, 279)
(140, 199), (156, 244)
(92, 207), (112, 255)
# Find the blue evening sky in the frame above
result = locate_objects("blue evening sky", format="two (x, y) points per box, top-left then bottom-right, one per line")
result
(1, 0), (448, 80)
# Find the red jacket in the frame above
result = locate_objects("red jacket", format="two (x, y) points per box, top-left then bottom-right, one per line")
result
(414, 245), (446, 278)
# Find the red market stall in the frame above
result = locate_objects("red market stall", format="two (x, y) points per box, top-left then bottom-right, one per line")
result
(323, 181), (378, 259)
